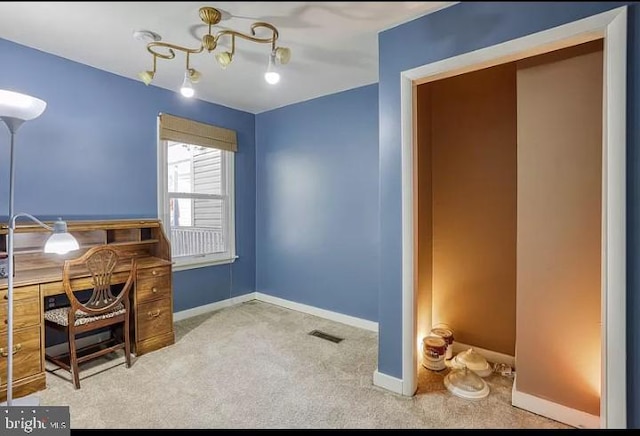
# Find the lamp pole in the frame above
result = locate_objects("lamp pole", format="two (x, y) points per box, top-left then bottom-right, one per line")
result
(0, 90), (47, 407)
(4, 116), (23, 406)
(1, 90), (78, 407)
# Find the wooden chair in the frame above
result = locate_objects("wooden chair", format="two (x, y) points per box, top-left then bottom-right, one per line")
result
(44, 245), (137, 389)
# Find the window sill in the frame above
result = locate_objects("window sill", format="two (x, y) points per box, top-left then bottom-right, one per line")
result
(172, 255), (238, 272)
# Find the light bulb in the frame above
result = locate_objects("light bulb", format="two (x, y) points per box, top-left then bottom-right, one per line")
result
(264, 71), (280, 85)
(180, 71), (195, 98)
(264, 52), (280, 85)
(180, 85), (194, 98)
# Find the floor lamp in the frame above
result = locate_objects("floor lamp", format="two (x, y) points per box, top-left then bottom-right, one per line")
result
(0, 89), (79, 406)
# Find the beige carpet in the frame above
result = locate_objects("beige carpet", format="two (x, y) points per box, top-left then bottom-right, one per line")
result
(39, 300), (569, 429)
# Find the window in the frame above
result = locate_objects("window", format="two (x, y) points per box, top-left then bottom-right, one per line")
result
(157, 114), (236, 270)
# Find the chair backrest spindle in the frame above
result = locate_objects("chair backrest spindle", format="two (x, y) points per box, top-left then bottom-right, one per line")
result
(84, 249), (118, 310)
(62, 246), (136, 317)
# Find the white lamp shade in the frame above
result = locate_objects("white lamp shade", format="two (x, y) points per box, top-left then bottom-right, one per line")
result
(43, 220), (79, 254)
(0, 90), (47, 120)
(44, 232), (79, 254)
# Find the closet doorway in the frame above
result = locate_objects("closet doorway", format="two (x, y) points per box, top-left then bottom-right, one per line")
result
(402, 8), (626, 428)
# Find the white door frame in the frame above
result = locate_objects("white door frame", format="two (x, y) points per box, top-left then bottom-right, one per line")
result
(399, 6), (627, 428)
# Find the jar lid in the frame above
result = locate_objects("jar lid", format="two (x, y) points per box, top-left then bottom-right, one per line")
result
(423, 336), (446, 347)
(455, 348), (490, 372)
(444, 366), (490, 399)
(430, 327), (453, 339)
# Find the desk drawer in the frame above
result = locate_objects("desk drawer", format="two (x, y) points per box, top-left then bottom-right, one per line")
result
(137, 266), (171, 282)
(0, 285), (39, 302)
(136, 275), (171, 304)
(0, 325), (42, 384)
(137, 298), (172, 341)
(0, 298), (40, 333)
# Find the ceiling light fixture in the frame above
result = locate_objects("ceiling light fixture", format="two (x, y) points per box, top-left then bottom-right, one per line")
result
(138, 6), (291, 97)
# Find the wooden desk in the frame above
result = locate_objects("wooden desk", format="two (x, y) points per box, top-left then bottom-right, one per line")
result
(0, 219), (175, 401)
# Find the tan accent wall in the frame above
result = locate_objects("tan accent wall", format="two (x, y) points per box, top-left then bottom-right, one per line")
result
(415, 85), (433, 347)
(515, 41), (603, 416)
(425, 63), (518, 355)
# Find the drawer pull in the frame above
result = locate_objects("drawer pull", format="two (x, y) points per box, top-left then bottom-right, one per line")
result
(2, 294), (7, 300)
(147, 310), (161, 319)
(152, 270), (157, 276)
(152, 287), (158, 294)
(0, 344), (22, 357)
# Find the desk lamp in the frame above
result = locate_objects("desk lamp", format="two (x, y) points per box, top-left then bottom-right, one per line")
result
(0, 89), (79, 406)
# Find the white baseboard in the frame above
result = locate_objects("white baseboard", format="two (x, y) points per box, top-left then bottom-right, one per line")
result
(172, 291), (378, 334)
(45, 331), (112, 358)
(373, 370), (404, 394)
(254, 292), (379, 332)
(452, 341), (515, 368)
(173, 292), (256, 322)
(512, 377), (600, 429)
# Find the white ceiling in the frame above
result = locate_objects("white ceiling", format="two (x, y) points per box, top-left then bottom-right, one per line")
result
(0, 2), (453, 113)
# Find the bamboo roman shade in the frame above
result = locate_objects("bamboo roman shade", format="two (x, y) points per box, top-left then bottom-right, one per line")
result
(159, 113), (237, 152)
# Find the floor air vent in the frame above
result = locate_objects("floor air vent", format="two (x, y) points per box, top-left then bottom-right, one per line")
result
(309, 330), (344, 343)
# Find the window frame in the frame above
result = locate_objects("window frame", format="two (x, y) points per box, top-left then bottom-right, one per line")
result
(157, 122), (236, 271)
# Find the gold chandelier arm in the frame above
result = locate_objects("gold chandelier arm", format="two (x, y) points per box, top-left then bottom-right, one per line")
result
(251, 22), (279, 41)
(214, 22), (279, 51)
(147, 41), (204, 60)
(213, 31), (236, 56)
(252, 22), (279, 52)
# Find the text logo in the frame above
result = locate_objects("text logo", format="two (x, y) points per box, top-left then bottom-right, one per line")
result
(1, 407), (70, 436)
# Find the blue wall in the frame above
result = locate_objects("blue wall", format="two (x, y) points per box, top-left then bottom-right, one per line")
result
(256, 84), (379, 322)
(0, 38), (256, 309)
(378, 1), (639, 426)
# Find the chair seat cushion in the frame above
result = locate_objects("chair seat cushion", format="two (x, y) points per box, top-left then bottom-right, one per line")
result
(44, 303), (126, 327)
